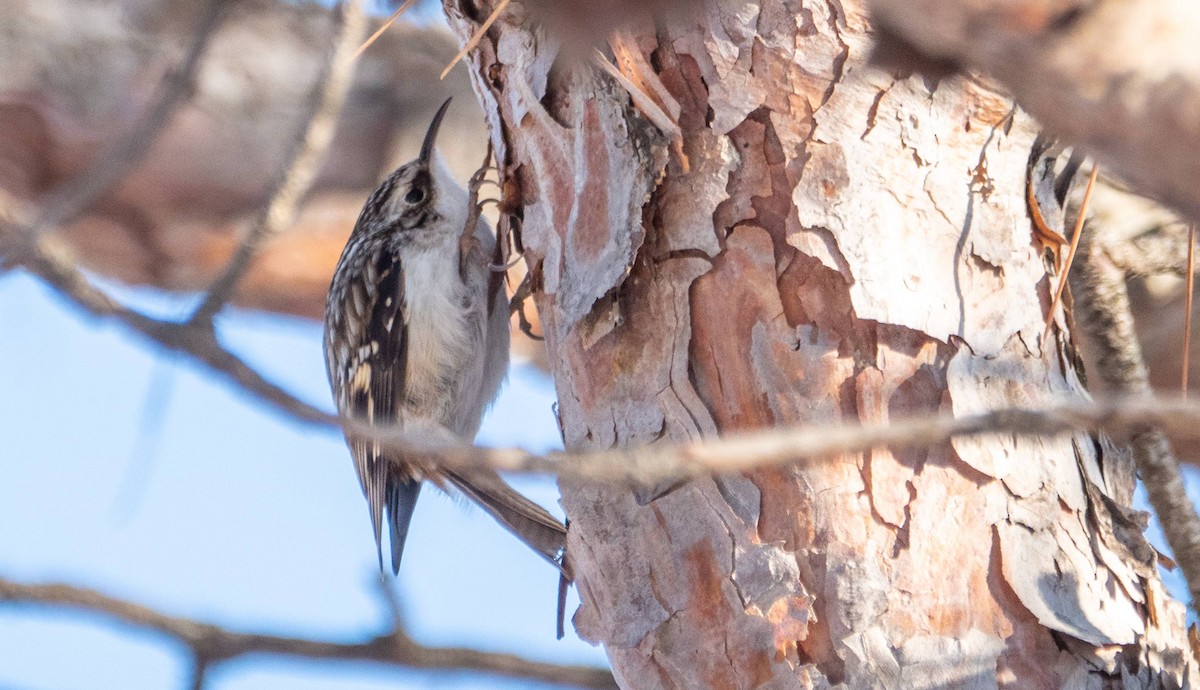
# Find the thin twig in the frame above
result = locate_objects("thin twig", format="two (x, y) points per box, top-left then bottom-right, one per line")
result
(354, 0), (417, 58)
(414, 396), (1200, 484)
(17, 235), (332, 425)
(186, 660), (208, 690)
(20, 230), (1200, 490)
(593, 48), (681, 140)
(440, 0), (509, 80)
(21, 212), (1200, 489)
(189, 0), (366, 324)
(15, 0), (232, 241)
(0, 577), (616, 690)
(373, 577), (408, 632)
(109, 360), (178, 522)
(25, 219), (1200, 487)
(0, 1), (358, 425)
(1185, 223), (1196, 397)
(1044, 163), (1100, 341)
(19, 183), (1200, 496)
(327, 394), (1200, 493)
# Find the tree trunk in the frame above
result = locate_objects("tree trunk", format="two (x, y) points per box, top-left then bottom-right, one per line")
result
(445, 0), (1198, 687)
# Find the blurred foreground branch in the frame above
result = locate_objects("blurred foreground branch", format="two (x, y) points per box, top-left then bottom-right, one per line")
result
(11, 195), (1200, 497)
(17, 215), (1200, 489)
(0, 0), (490, 325)
(189, 0), (365, 323)
(22, 0), (235, 237)
(0, 577), (616, 690)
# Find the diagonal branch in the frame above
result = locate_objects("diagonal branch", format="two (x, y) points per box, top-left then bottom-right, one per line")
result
(415, 396), (1200, 484)
(0, 3), (363, 427)
(21, 223), (1200, 492)
(22, 231), (1200, 492)
(0, 576), (617, 690)
(1072, 213), (1200, 607)
(16, 235), (333, 425)
(189, 0), (366, 324)
(21, 0), (233, 239)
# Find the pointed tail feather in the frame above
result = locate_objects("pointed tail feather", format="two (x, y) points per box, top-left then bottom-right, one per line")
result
(444, 469), (567, 572)
(357, 450), (388, 572)
(386, 478), (422, 574)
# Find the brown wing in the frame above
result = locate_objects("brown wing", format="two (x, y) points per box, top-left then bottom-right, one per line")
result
(329, 244), (420, 573)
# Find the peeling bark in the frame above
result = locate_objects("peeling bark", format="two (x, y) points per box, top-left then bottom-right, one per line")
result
(445, 0), (1198, 687)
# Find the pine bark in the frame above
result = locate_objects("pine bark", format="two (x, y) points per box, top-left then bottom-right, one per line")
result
(444, 0), (1198, 687)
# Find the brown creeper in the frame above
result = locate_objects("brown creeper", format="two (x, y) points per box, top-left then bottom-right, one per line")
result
(323, 98), (566, 574)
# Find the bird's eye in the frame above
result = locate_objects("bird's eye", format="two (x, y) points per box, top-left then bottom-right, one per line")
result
(405, 187), (426, 205)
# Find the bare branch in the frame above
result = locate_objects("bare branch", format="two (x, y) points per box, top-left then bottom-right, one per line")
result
(0, 2), (364, 426)
(1043, 163), (1098, 340)
(1072, 215), (1200, 606)
(14, 137), (1200, 517)
(355, 0), (417, 58)
(21, 230), (1200, 492)
(867, 0), (1200, 225)
(189, 0), (366, 324)
(185, 661), (208, 690)
(16, 235), (332, 425)
(20, 0), (232, 238)
(0, 576), (616, 690)
(21, 222), (1200, 493)
(426, 396), (1200, 483)
(441, 0), (510, 80)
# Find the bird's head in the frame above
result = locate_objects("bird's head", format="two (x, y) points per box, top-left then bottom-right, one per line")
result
(352, 98), (467, 236)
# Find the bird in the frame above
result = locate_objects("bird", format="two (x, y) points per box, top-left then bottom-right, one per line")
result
(323, 98), (567, 575)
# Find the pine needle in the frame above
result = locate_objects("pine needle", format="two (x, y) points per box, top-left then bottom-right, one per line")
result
(440, 0), (509, 80)
(1184, 224), (1196, 397)
(354, 0), (417, 58)
(593, 49), (680, 139)
(1043, 163), (1100, 342)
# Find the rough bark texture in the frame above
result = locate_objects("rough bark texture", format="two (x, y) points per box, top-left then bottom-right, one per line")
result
(444, 0), (1198, 687)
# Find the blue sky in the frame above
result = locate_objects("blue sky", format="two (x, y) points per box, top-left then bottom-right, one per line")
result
(0, 272), (607, 689)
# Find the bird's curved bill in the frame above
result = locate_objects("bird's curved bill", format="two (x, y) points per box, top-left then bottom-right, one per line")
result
(419, 97), (453, 165)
